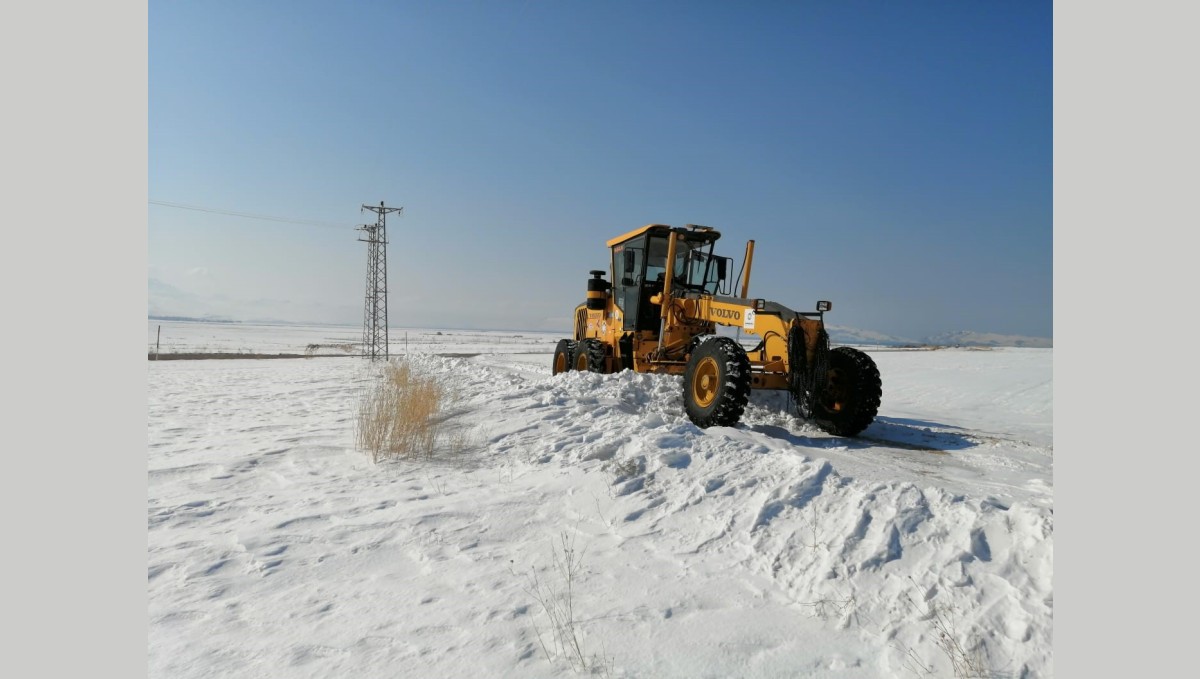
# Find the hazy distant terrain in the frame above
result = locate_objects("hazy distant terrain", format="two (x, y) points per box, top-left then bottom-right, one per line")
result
(149, 318), (1051, 352)
(823, 325), (1051, 348)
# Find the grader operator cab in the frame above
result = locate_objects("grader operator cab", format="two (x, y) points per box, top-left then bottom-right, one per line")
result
(552, 223), (881, 436)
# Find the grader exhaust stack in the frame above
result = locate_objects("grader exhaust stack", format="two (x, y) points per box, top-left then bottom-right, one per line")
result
(552, 224), (882, 436)
(741, 239), (754, 298)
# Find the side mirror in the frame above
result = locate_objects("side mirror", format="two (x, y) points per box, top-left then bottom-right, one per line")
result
(621, 277), (634, 286)
(716, 257), (728, 281)
(817, 300), (832, 312)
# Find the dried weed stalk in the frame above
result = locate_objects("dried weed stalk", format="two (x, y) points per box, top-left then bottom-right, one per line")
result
(356, 360), (442, 462)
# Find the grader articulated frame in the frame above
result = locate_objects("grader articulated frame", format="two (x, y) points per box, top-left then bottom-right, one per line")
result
(552, 224), (881, 436)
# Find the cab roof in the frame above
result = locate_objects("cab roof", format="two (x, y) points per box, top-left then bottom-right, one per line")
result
(606, 224), (722, 248)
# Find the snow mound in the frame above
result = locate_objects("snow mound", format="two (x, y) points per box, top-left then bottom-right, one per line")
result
(149, 347), (1052, 678)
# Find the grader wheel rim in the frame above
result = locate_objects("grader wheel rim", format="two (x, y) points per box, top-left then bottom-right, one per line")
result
(692, 356), (720, 408)
(554, 353), (567, 373)
(823, 367), (846, 412)
(575, 351), (589, 371)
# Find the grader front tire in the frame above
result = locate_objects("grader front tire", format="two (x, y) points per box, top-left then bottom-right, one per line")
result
(683, 337), (751, 428)
(811, 346), (881, 437)
(552, 339), (576, 375)
(572, 339), (607, 374)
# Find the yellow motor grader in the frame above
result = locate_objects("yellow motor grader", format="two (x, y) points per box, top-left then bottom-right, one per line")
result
(552, 223), (881, 436)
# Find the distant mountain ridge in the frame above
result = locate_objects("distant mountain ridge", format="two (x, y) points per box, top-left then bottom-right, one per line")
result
(827, 325), (1051, 348)
(924, 330), (1052, 348)
(149, 315), (240, 324)
(825, 325), (916, 347)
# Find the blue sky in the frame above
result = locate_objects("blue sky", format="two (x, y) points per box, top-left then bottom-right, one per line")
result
(149, 0), (1051, 340)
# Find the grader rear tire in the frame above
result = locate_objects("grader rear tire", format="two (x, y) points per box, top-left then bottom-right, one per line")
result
(683, 337), (751, 428)
(572, 338), (607, 373)
(552, 339), (576, 375)
(811, 347), (881, 437)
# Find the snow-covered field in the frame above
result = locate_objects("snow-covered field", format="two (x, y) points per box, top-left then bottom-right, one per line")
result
(147, 319), (563, 356)
(148, 322), (1052, 678)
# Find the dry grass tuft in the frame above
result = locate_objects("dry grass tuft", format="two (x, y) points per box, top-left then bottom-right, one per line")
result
(519, 531), (613, 676)
(356, 360), (443, 462)
(895, 589), (997, 679)
(305, 342), (359, 357)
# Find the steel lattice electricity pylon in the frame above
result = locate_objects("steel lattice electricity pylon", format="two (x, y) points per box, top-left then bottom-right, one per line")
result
(357, 201), (403, 360)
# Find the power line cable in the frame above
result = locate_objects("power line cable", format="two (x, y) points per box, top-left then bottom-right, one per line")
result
(148, 200), (350, 229)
